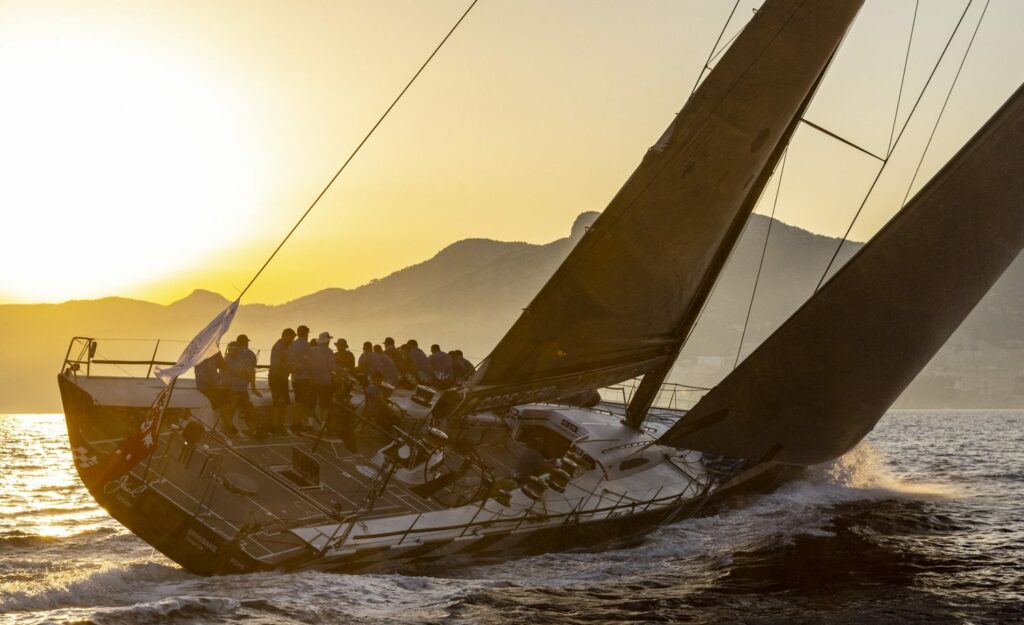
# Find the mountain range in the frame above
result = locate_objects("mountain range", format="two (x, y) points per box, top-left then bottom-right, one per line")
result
(4, 211), (1023, 413)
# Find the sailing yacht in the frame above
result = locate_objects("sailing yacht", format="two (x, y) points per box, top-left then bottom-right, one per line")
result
(57, 0), (1024, 575)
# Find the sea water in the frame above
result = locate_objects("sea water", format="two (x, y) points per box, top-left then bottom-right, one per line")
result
(1, 412), (1021, 625)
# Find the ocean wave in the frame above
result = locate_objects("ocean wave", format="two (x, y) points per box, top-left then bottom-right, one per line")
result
(0, 558), (56, 572)
(452, 442), (964, 587)
(0, 526), (118, 549)
(16, 596), (242, 625)
(0, 562), (186, 613)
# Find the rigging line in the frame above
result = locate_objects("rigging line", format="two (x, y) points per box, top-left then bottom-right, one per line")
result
(236, 0), (480, 300)
(883, 0), (974, 161)
(537, 4), (805, 285)
(812, 0), (976, 293)
(707, 12), (749, 66)
(679, 155), (781, 355)
(900, 0), (989, 208)
(706, 7), (761, 71)
(733, 147), (788, 370)
(689, 0), (741, 96)
(799, 118), (885, 162)
(888, 0), (919, 155)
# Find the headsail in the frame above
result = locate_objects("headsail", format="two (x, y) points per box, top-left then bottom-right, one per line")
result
(447, 0), (864, 417)
(659, 84), (1024, 465)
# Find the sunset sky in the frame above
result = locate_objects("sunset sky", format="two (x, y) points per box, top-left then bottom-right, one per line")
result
(1, 0), (1020, 306)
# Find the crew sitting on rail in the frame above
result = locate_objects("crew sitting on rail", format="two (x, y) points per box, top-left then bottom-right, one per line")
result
(449, 349), (474, 381)
(373, 344), (401, 386)
(334, 338), (355, 372)
(396, 343), (420, 389)
(406, 339), (432, 382)
(428, 344), (454, 389)
(357, 341), (380, 383)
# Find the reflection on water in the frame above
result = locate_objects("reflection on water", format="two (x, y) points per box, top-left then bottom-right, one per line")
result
(1, 412), (1022, 624)
(0, 415), (111, 539)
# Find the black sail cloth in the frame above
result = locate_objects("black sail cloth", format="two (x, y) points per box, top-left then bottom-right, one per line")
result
(660, 84), (1024, 465)
(445, 0), (864, 416)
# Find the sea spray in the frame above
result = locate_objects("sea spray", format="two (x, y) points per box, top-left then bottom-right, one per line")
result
(816, 443), (962, 500)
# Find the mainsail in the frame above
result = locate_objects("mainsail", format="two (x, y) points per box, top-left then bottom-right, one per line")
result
(448, 0), (864, 417)
(659, 84), (1024, 465)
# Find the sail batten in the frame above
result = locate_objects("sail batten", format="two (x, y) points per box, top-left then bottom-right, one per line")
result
(659, 84), (1024, 465)
(449, 0), (864, 416)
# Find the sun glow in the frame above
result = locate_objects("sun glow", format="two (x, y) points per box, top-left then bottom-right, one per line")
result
(0, 22), (270, 303)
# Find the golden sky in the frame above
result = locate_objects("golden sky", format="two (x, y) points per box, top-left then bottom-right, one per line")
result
(1, 0), (1020, 305)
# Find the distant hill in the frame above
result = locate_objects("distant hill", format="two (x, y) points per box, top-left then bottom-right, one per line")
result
(3, 211), (1023, 413)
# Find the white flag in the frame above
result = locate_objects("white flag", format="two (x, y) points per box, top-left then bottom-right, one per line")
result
(154, 299), (239, 384)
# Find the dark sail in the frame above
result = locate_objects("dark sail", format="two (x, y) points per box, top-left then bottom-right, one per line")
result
(659, 84), (1024, 465)
(448, 0), (864, 416)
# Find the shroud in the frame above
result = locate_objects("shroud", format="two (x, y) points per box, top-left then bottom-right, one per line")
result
(659, 84), (1024, 465)
(447, 0), (863, 417)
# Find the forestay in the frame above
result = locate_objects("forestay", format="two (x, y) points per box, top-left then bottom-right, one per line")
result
(660, 84), (1024, 465)
(447, 0), (864, 416)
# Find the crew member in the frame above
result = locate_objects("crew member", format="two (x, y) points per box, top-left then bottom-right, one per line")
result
(357, 341), (380, 381)
(288, 325), (313, 432)
(195, 351), (228, 414)
(235, 334), (259, 392)
(449, 349), (474, 381)
(428, 344), (454, 389)
(223, 341), (265, 437)
(374, 344), (401, 386)
(269, 328), (295, 435)
(334, 338), (355, 372)
(383, 337), (403, 369)
(309, 331), (337, 427)
(406, 339), (431, 382)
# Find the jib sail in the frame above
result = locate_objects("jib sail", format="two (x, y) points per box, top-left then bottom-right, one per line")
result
(448, 0), (864, 417)
(660, 84), (1024, 465)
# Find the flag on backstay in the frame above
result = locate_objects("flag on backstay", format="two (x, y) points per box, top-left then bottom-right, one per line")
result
(95, 382), (176, 482)
(154, 299), (240, 384)
(82, 299), (241, 484)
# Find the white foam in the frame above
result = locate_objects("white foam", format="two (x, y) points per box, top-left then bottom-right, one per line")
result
(0, 562), (185, 612)
(458, 442), (963, 587)
(15, 596), (241, 625)
(809, 442), (962, 501)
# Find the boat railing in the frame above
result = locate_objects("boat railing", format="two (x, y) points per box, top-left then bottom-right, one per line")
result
(60, 337), (710, 409)
(600, 378), (710, 411)
(334, 479), (710, 549)
(60, 336), (272, 380)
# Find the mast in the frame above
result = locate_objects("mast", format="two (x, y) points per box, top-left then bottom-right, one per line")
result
(659, 83), (1024, 465)
(447, 0), (864, 420)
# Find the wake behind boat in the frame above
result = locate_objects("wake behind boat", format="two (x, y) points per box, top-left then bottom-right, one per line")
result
(56, 0), (1024, 576)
